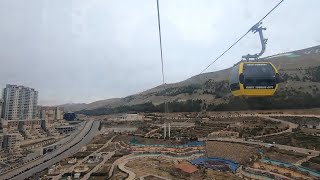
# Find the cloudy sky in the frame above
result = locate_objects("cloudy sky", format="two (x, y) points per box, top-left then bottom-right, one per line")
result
(0, 0), (319, 105)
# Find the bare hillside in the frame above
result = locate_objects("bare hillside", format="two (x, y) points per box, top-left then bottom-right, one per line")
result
(60, 45), (320, 113)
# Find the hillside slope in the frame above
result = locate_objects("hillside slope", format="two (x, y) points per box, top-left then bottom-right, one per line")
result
(61, 45), (320, 114)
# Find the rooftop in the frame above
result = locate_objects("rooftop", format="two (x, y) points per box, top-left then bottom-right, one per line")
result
(175, 162), (198, 174)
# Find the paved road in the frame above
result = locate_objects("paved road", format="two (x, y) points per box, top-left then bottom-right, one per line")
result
(237, 166), (287, 180)
(81, 151), (115, 180)
(253, 116), (298, 138)
(294, 155), (315, 166)
(0, 120), (100, 180)
(208, 138), (320, 156)
(223, 113), (320, 118)
(118, 161), (136, 180)
(259, 114), (320, 118)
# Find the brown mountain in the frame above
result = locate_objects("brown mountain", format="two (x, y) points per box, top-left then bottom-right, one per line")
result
(60, 45), (320, 114)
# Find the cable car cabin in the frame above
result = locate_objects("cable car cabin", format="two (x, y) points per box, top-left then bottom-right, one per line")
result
(229, 62), (280, 96)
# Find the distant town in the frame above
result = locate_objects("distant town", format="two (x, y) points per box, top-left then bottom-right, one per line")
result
(0, 84), (320, 180)
(0, 84), (83, 177)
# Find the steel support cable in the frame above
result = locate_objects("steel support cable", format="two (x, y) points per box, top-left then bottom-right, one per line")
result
(200, 0), (284, 74)
(156, 0), (168, 117)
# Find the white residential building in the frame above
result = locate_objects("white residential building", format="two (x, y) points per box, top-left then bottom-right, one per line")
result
(2, 84), (38, 121)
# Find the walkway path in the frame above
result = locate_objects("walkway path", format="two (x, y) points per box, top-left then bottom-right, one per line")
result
(118, 160), (136, 180)
(238, 166), (289, 180)
(205, 138), (320, 156)
(140, 174), (170, 180)
(109, 153), (203, 180)
(294, 155), (315, 166)
(81, 151), (115, 180)
(52, 135), (116, 180)
(254, 116), (298, 138)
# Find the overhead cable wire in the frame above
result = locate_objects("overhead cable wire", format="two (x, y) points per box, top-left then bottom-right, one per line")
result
(156, 0), (168, 115)
(199, 0), (284, 74)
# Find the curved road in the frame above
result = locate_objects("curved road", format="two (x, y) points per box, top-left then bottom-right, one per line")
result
(0, 120), (100, 180)
(111, 153), (203, 180)
(254, 116), (298, 138)
(208, 138), (320, 156)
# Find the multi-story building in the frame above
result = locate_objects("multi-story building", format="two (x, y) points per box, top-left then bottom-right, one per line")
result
(0, 99), (3, 119)
(2, 134), (22, 152)
(39, 106), (64, 136)
(0, 134), (3, 151)
(1, 85), (39, 150)
(2, 84), (38, 121)
(40, 106), (64, 123)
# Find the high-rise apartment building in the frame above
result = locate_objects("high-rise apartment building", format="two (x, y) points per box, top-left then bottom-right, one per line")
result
(2, 84), (38, 121)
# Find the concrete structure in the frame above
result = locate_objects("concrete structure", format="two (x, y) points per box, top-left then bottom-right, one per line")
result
(40, 106), (64, 123)
(208, 130), (239, 138)
(55, 125), (75, 134)
(163, 123), (172, 139)
(304, 122), (320, 129)
(163, 123), (166, 139)
(0, 120), (99, 180)
(39, 106), (64, 136)
(0, 99), (3, 119)
(2, 119), (47, 140)
(0, 134), (3, 151)
(119, 114), (144, 121)
(2, 84), (38, 121)
(63, 112), (76, 121)
(2, 134), (22, 152)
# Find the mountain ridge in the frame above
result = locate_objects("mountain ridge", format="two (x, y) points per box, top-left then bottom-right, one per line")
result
(59, 45), (320, 114)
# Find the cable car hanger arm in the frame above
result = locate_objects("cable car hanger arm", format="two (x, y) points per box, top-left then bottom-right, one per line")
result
(242, 22), (268, 61)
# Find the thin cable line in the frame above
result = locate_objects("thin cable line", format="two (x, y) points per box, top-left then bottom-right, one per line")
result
(200, 0), (284, 74)
(156, 0), (168, 116)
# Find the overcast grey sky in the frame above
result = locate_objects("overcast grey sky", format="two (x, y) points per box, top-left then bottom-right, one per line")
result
(0, 0), (319, 105)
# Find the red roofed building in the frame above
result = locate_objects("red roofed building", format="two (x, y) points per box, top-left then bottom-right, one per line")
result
(175, 162), (198, 174)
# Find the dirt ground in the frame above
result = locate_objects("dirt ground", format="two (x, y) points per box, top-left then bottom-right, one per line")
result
(110, 167), (127, 180)
(206, 141), (257, 164)
(125, 157), (241, 180)
(206, 108), (320, 115)
(112, 135), (189, 145)
(86, 144), (104, 151)
(126, 157), (177, 179)
(101, 142), (117, 152)
(204, 169), (242, 180)
(263, 147), (307, 163)
(301, 155), (320, 171)
(144, 175), (166, 180)
(88, 165), (111, 180)
(90, 134), (112, 144)
(258, 131), (320, 150)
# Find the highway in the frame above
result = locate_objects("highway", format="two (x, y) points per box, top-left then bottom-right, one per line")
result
(0, 120), (100, 180)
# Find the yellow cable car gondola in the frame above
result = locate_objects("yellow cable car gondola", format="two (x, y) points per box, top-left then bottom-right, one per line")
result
(229, 23), (280, 96)
(229, 61), (280, 96)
